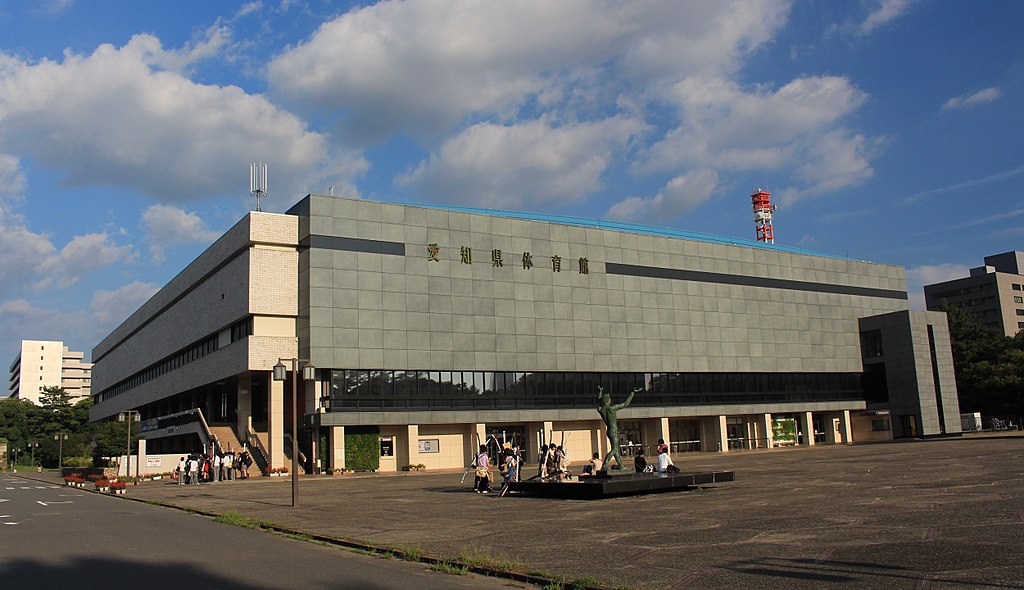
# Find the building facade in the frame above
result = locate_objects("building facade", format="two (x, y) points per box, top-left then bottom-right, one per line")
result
(924, 251), (1024, 337)
(89, 195), (961, 474)
(8, 340), (92, 404)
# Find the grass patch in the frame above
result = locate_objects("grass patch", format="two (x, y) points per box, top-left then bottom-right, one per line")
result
(428, 561), (469, 576)
(571, 578), (603, 589)
(454, 545), (526, 572)
(213, 510), (273, 530)
(390, 545), (424, 562)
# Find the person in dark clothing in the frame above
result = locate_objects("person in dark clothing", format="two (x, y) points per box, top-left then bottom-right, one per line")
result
(634, 448), (648, 473)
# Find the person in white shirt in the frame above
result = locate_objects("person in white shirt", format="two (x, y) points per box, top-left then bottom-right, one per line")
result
(223, 453), (234, 481)
(188, 456), (200, 485)
(213, 453), (221, 482)
(657, 447), (675, 476)
(177, 457), (186, 485)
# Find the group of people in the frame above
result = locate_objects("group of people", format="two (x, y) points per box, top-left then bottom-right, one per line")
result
(176, 450), (253, 485)
(470, 437), (683, 493)
(471, 444), (524, 493)
(632, 439), (680, 475)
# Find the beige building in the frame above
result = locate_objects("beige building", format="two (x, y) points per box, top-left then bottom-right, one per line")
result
(8, 340), (93, 404)
(924, 251), (1024, 336)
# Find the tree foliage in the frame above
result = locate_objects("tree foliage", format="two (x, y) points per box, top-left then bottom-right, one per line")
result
(0, 390), (137, 468)
(939, 301), (1024, 417)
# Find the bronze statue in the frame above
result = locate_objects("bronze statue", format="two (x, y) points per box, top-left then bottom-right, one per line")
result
(597, 386), (641, 469)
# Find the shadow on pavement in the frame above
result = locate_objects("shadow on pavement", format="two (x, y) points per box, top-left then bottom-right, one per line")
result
(725, 557), (1024, 588)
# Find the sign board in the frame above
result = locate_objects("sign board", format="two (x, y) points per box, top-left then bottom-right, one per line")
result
(418, 439), (440, 453)
(146, 457), (162, 467)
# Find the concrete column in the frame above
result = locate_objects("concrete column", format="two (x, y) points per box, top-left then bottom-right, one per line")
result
(136, 438), (146, 477)
(330, 425), (345, 470)
(268, 373), (285, 468)
(760, 413), (774, 449)
(596, 421), (608, 458)
(838, 410), (853, 444)
(406, 424), (420, 468)
(800, 411), (815, 446)
(237, 375), (252, 445)
(716, 415), (728, 453)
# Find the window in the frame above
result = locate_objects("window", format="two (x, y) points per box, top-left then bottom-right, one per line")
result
(871, 419), (890, 432)
(1017, 309), (1024, 316)
(1014, 284), (1022, 291)
(1015, 296), (1023, 304)
(860, 330), (884, 358)
(1019, 322), (1024, 330)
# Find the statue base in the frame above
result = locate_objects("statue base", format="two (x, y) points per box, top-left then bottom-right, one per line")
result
(505, 470), (735, 500)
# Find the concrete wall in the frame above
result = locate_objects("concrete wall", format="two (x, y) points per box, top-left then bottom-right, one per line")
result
(298, 194), (908, 375)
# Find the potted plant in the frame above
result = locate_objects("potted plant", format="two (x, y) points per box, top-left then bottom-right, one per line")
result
(266, 467), (289, 477)
(94, 479), (110, 492)
(110, 481), (127, 495)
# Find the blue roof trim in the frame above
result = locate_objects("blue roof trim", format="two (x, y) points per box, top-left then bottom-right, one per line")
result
(392, 200), (844, 260)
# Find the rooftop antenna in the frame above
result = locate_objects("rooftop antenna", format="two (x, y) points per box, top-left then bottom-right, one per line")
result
(250, 162), (267, 212)
(750, 185), (776, 244)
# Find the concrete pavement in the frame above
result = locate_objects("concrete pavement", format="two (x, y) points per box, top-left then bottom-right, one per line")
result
(29, 433), (1024, 589)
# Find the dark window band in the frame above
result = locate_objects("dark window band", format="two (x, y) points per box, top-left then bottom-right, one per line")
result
(605, 262), (907, 300)
(304, 235), (406, 256)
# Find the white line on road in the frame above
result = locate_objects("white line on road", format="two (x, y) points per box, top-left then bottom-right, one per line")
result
(0, 514), (9, 517)
(3, 522), (18, 525)
(0, 499), (9, 503)
(47, 501), (72, 504)
(36, 501), (47, 506)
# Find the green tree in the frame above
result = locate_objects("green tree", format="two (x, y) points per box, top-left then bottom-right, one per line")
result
(938, 301), (1024, 417)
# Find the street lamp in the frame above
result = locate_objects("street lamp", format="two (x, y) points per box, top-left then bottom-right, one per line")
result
(54, 432), (69, 472)
(27, 441), (39, 468)
(118, 410), (141, 478)
(273, 358), (315, 507)
(11, 447), (20, 471)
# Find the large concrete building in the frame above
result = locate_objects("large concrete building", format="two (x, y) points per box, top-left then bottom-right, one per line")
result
(89, 195), (961, 474)
(8, 340), (92, 404)
(924, 251), (1024, 337)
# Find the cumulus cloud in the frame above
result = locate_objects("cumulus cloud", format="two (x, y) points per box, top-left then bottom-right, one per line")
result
(0, 207), (134, 295)
(267, 0), (788, 143)
(906, 263), (969, 310)
(0, 34), (336, 203)
(780, 130), (884, 204)
(606, 169), (719, 222)
(396, 117), (645, 208)
(640, 75), (869, 174)
(942, 87), (1003, 111)
(38, 232), (136, 289)
(141, 204), (221, 263)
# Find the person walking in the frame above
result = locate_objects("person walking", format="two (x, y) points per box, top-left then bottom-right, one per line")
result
(188, 455), (200, 485)
(472, 445), (491, 493)
(177, 456), (186, 485)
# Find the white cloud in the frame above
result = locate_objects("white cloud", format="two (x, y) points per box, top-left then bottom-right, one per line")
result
(606, 169), (719, 222)
(906, 263), (969, 310)
(942, 87), (1003, 111)
(90, 280), (160, 329)
(856, 0), (915, 36)
(0, 207), (134, 295)
(141, 204), (221, 263)
(397, 117), (645, 209)
(0, 154), (26, 199)
(780, 130), (883, 204)
(640, 75), (869, 174)
(0, 34), (338, 204)
(38, 233), (136, 289)
(267, 0), (789, 143)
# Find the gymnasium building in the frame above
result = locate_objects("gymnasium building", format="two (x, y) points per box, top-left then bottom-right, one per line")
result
(89, 194), (961, 474)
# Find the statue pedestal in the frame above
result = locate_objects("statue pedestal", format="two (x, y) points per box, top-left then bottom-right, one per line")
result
(506, 470), (735, 500)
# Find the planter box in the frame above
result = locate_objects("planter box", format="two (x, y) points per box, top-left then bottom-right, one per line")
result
(112, 488), (126, 495)
(96, 486), (109, 493)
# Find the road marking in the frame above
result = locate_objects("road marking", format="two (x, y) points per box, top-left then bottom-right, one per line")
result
(2, 522), (18, 526)
(0, 514), (9, 517)
(59, 494), (82, 498)
(20, 487), (30, 489)
(48, 486), (60, 489)
(34, 486), (47, 489)
(47, 501), (72, 504)
(36, 501), (48, 506)
(0, 499), (10, 503)
(4, 487), (13, 490)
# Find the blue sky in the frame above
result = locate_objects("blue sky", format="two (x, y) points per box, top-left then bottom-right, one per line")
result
(0, 0), (1022, 366)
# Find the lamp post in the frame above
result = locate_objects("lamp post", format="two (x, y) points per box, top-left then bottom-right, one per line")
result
(54, 432), (69, 472)
(118, 410), (141, 478)
(27, 441), (39, 468)
(11, 447), (19, 471)
(273, 358), (315, 507)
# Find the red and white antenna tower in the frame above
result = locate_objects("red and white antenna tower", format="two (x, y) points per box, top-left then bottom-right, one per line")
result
(750, 186), (776, 243)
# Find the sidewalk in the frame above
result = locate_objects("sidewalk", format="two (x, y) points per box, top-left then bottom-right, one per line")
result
(51, 434), (1024, 589)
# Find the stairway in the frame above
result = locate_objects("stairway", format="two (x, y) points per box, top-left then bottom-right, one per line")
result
(208, 425), (264, 476)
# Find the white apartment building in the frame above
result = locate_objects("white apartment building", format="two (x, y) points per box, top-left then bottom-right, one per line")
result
(8, 340), (92, 404)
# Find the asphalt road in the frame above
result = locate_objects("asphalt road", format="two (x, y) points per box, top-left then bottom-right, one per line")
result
(0, 473), (521, 590)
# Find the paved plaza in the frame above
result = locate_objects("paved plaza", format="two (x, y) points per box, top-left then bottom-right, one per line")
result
(63, 435), (1024, 589)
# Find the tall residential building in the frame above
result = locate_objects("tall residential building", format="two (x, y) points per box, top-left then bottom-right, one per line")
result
(8, 340), (93, 404)
(923, 251), (1024, 337)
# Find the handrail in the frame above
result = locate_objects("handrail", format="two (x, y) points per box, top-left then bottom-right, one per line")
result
(284, 432), (308, 464)
(246, 429), (270, 472)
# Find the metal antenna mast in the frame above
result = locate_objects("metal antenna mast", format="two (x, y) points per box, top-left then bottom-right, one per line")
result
(250, 163), (268, 212)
